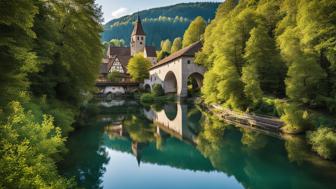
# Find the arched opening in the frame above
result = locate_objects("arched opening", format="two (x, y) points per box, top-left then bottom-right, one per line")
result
(164, 103), (178, 121)
(144, 84), (151, 92)
(187, 72), (203, 97)
(164, 71), (177, 94)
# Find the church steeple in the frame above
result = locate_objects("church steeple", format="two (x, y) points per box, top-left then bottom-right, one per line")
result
(130, 15), (146, 56)
(132, 16), (146, 36)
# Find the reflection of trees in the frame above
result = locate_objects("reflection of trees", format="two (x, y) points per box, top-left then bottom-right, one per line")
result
(59, 125), (109, 189)
(196, 115), (336, 189)
(187, 106), (203, 134)
(240, 129), (267, 150)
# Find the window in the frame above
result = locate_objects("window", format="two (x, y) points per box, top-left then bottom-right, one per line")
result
(187, 60), (191, 64)
(137, 37), (139, 40)
(141, 37), (143, 40)
(140, 42), (143, 45)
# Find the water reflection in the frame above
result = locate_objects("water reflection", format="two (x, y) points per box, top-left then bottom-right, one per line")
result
(60, 101), (336, 189)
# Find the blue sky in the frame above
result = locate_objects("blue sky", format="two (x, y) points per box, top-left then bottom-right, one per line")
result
(96, 0), (223, 23)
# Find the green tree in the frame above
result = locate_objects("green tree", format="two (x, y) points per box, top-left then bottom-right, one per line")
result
(127, 54), (152, 82)
(29, 0), (103, 106)
(171, 37), (182, 53)
(243, 26), (286, 98)
(0, 102), (73, 188)
(0, 0), (38, 105)
(182, 16), (206, 47)
(157, 51), (170, 61)
(195, 0), (239, 68)
(0, 0), (103, 187)
(308, 127), (336, 160)
(108, 71), (122, 82)
(109, 39), (125, 47)
(161, 39), (172, 53)
(152, 84), (165, 96)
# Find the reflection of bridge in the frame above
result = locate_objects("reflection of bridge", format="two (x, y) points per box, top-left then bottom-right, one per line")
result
(144, 103), (197, 143)
(144, 42), (206, 97)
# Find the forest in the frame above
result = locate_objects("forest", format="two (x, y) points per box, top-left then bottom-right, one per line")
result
(102, 2), (219, 48)
(0, 0), (103, 188)
(197, 0), (336, 159)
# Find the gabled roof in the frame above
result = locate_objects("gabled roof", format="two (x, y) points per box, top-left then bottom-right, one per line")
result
(145, 46), (157, 58)
(131, 16), (146, 36)
(109, 46), (131, 56)
(117, 56), (131, 73)
(150, 41), (202, 70)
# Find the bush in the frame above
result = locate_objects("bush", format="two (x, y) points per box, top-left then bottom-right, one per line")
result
(108, 71), (122, 82)
(307, 127), (336, 160)
(152, 84), (165, 97)
(0, 102), (74, 188)
(140, 93), (155, 103)
(276, 102), (313, 134)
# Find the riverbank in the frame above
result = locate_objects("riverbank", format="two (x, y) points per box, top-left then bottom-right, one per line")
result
(203, 103), (284, 132)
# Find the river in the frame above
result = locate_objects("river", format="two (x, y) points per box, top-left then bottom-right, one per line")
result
(59, 100), (336, 189)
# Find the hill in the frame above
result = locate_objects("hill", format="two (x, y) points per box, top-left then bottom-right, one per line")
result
(102, 2), (220, 48)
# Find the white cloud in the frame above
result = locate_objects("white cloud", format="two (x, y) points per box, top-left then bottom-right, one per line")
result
(111, 7), (129, 19)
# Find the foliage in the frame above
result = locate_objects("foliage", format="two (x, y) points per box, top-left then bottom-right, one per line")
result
(108, 71), (122, 82)
(157, 51), (170, 61)
(160, 39), (172, 53)
(0, 102), (74, 188)
(0, 0), (38, 106)
(182, 16), (206, 47)
(307, 127), (336, 160)
(276, 102), (313, 134)
(140, 93), (175, 104)
(198, 0), (336, 130)
(127, 54), (152, 82)
(171, 37), (182, 53)
(102, 3), (220, 48)
(109, 39), (125, 47)
(0, 0), (103, 187)
(151, 84), (165, 97)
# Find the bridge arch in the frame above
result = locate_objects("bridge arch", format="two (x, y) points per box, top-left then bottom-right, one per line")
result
(144, 84), (151, 92)
(164, 103), (178, 121)
(187, 72), (204, 93)
(163, 71), (178, 94)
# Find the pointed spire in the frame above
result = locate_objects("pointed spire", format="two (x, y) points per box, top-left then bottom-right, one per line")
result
(132, 14), (146, 36)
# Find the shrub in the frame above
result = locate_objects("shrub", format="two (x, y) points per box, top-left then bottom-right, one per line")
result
(140, 93), (155, 103)
(152, 84), (165, 97)
(276, 102), (313, 134)
(108, 71), (122, 82)
(307, 127), (336, 160)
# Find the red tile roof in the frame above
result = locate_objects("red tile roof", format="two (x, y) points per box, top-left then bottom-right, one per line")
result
(109, 46), (131, 56)
(145, 46), (157, 57)
(150, 41), (202, 70)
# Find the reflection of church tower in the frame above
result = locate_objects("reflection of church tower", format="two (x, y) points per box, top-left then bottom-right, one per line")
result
(130, 16), (146, 56)
(131, 141), (142, 166)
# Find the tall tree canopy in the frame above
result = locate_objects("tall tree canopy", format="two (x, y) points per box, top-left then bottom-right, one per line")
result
(0, 0), (103, 187)
(171, 37), (183, 53)
(197, 0), (336, 136)
(161, 39), (172, 53)
(182, 16), (206, 47)
(127, 54), (152, 82)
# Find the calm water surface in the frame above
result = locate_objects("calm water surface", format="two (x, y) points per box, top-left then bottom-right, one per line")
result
(59, 100), (336, 189)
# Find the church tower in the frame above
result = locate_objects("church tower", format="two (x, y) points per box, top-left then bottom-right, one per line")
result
(130, 16), (146, 56)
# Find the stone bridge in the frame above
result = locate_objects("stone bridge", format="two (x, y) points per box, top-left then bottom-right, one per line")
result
(144, 42), (206, 97)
